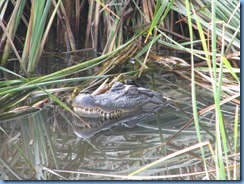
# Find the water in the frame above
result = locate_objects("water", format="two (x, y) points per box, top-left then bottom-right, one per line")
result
(0, 54), (239, 180)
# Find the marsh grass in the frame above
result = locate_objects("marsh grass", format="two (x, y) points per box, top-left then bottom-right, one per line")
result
(0, 0), (240, 180)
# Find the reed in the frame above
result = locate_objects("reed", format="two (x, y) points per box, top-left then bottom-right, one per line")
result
(0, 0), (240, 180)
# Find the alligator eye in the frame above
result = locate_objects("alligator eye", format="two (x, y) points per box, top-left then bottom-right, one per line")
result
(110, 82), (124, 92)
(113, 82), (123, 87)
(127, 86), (139, 94)
(74, 94), (95, 105)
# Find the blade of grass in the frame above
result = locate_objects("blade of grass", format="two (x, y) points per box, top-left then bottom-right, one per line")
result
(145, 0), (169, 42)
(211, 0), (227, 179)
(0, 126), (36, 175)
(41, 114), (59, 169)
(0, 19), (28, 76)
(40, 0), (62, 53)
(1, 0), (26, 67)
(0, 157), (22, 179)
(186, 0), (209, 179)
(128, 141), (210, 176)
(58, 0), (76, 51)
(222, 57), (240, 84)
(27, 0), (52, 74)
(233, 105), (239, 180)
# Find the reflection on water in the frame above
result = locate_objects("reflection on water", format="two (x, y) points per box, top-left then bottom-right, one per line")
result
(72, 111), (156, 138)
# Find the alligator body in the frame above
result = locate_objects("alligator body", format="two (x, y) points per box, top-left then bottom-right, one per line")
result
(72, 82), (167, 138)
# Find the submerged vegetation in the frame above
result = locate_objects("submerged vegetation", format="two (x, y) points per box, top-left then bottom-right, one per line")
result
(0, 0), (240, 180)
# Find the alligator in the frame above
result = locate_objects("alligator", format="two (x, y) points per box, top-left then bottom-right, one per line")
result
(72, 82), (167, 138)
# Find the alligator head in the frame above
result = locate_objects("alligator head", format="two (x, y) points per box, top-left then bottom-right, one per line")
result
(72, 82), (167, 118)
(72, 82), (167, 138)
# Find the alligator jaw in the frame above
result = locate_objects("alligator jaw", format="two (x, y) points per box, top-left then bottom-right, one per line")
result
(73, 102), (123, 118)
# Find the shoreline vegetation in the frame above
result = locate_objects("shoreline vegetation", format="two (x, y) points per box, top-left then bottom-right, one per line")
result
(0, 0), (240, 180)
